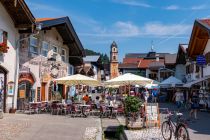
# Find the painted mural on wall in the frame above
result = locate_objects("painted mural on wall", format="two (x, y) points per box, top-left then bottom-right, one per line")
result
(28, 56), (67, 80)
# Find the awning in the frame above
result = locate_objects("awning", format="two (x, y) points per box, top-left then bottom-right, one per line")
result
(183, 76), (210, 88)
(160, 76), (183, 88)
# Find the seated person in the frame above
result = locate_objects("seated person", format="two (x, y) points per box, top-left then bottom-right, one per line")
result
(95, 96), (100, 109)
(82, 94), (89, 103)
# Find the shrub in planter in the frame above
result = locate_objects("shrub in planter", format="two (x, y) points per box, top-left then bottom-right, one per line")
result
(124, 96), (143, 114)
(124, 96), (144, 129)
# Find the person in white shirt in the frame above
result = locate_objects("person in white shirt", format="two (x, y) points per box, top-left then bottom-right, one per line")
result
(173, 89), (184, 109)
(144, 88), (149, 103)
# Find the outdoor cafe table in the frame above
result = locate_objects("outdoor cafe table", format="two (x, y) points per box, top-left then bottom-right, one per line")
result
(105, 105), (117, 118)
(78, 104), (91, 117)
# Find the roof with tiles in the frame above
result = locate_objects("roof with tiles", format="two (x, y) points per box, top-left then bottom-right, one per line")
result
(138, 59), (164, 69)
(125, 52), (169, 59)
(123, 58), (142, 64)
(165, 54), (177, 64)
(119, 63), (138, 69)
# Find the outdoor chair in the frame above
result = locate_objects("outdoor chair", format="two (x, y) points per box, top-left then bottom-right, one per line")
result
(99, 105), (110, 118)
(40, 102), (48, 113)
(84, 105), (92, 117)
(23, 102), (32, 114)
(51, 103), (62, 115)
(63, 104), (72, 115)
(117, 106), (124, 116)
(71, 105), (82, 117)
(90, 104), (100, 116)
(30, 103), (41, 114)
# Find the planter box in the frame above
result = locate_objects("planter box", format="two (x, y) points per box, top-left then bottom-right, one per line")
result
(9, 108), (16, 113)
(126, 117), (144, 129)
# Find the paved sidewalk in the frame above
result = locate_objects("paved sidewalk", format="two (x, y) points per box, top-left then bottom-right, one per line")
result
(160, 103), (210, 140)
(0, 114), (101, 140)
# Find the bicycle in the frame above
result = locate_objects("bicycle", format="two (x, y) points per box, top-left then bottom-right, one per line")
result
(161, 109), (189, 140)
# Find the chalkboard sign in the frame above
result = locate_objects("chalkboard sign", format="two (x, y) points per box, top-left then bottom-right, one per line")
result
(145, 103), (160, 128)
(37, 87), (41, 102)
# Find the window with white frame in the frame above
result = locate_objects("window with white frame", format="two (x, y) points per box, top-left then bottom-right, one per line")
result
(61, 49), (66, 62)
(68, 65), (74, 75)
(52, 45), (58, 53)
(29, 37), (38, 54)
(41, 41), (49, 57)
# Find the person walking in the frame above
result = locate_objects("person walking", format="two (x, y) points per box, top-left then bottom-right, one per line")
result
(144, 88), (149, 103)
(189, 91), (199, 120)
(152, 88), (158, 103)
(173, 89), (184, 109)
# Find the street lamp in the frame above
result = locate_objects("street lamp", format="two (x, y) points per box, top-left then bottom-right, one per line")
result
(11, 23), (42, 111)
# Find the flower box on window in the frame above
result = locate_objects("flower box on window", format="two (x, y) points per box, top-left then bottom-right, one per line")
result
(0, 42), (9, 53)
(0, 30), (8, 53)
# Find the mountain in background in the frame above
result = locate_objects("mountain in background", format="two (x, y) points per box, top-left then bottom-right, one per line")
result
(85, 49), (109, 64)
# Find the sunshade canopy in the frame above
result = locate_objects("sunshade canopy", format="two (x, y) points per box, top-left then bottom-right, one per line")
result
(183, 76), (210, 88)
(55, 74), (99, 86)
(160, 76), (183, 87)
(105, 73), (153, 86)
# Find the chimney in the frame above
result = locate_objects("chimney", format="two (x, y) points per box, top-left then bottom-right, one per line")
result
(156, 54), (159, 62)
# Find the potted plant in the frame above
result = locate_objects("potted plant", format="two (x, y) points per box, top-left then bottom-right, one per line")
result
(124, 96), (143, 129)
(0, 42), (9, 53)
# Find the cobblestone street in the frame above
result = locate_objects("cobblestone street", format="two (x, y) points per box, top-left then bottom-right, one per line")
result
(0, 114), (101, 140)
(0, 103), (210, 140)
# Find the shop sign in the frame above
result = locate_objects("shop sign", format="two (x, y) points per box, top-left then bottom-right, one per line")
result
(196, 55), (206, 66)
(7, 81), (14, 96)
(19, 90), (25, 98)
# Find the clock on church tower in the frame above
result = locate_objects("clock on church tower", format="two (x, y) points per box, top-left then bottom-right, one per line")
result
(110, 41), (119, 79)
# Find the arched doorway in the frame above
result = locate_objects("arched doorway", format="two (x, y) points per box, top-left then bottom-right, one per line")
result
(0, 65), (8, 112)
(17, 72), (35, 110)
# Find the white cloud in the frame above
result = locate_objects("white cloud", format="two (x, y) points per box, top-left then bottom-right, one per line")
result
(164, 5), (179, 10)
(143, 23), (191, 36)
(191, 5), (207, 10)
(79, 21), (191, 39)
(112, 0), (151, 8)
(114, 21), (140, 36)
(26, 1), (65, 14)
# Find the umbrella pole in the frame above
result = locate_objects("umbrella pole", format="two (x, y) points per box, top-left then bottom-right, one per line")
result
(129, 84), (131, 96)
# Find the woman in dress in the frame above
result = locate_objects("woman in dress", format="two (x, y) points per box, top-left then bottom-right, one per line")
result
(189, 91), (199, 120)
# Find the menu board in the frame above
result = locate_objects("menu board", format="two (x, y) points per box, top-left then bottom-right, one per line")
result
(145, 103), (160, 128)
(19, 90), (25, 98)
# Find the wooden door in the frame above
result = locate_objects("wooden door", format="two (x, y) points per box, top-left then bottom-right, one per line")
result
(41, 83), (46, 101)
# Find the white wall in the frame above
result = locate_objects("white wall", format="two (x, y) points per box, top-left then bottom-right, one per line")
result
(175, 64), (186, 81)
(21, 28), (69, 101)
(121, 69), (139, 74)
(93, 65), (98, 80)
(0, 3), (19, 111)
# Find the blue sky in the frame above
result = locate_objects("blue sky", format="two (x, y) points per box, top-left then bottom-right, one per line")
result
(25, 0), (210, 62)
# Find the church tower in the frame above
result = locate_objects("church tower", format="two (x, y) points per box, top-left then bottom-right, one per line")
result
(110, 41), (119, 79)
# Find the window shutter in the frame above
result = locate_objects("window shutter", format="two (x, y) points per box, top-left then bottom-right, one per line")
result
(3, 31), (8, 46)
(205, 52), (210, 64)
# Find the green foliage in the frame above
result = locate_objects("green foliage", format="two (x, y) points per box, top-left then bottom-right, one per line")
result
(115, 125), (124, 138)
(124, 96), (143, 114)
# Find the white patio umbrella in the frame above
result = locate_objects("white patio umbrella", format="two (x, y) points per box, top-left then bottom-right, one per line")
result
(55, 74), (99, 86)
(105, 73), (153, 86)
(160, 76), (183, 88)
